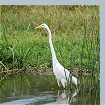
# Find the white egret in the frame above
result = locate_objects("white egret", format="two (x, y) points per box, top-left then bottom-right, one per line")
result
(36, 23), (78, 88)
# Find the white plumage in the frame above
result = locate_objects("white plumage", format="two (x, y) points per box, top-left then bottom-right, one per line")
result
(36, 23), (78, 88)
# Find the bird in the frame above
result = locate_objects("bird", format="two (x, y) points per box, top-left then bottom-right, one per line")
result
(35, 23), (78, 88)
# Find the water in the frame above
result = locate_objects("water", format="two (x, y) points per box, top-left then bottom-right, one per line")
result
(0, 74), (99, 105)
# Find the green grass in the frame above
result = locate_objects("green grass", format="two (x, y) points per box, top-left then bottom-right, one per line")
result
(0, 6), (99, 76)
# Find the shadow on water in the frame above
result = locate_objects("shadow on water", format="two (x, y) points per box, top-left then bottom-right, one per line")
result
(0, 74), (99, 105)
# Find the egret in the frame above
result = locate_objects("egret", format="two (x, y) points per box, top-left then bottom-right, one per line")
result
(36, 23), (78, 88)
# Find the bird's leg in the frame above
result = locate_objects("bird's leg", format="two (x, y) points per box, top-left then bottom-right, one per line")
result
(63, 89), (66, 94)
(57, 90), (60, 96)
(61, 79), (66, 89)
(76, 79), (80, 91)
(76, 85), (79, 93)
(57, 80), (60, 87)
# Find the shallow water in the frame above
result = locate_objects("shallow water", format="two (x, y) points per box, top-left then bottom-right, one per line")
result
(0, 74), (99, 105)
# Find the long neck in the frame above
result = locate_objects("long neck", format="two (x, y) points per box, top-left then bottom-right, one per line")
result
(47, 28), (57, 61)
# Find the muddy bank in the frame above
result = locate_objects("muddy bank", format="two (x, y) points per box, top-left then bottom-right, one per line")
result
(0, 67), (94, 82)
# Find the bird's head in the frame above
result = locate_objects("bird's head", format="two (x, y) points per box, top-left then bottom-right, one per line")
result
(35, 23), (49, 30)
(35, 23), (51, 38)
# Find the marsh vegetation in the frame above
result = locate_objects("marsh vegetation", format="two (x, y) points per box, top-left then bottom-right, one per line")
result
(0, 5), (99, 105)
(0, 6), (99, 75)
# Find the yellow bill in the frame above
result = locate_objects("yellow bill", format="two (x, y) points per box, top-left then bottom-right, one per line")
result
(35, 25), (42, 29)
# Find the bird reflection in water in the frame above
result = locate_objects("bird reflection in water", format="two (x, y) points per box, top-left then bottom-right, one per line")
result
(45, 89), (78, 105)
(55, 89), (78, 105)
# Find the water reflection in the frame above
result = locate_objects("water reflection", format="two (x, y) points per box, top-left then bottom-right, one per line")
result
(0, 94), (55, 105)
(44, 89), (78, 105)
(0, 89), (78, 105)
(0, 74), (100, 105)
